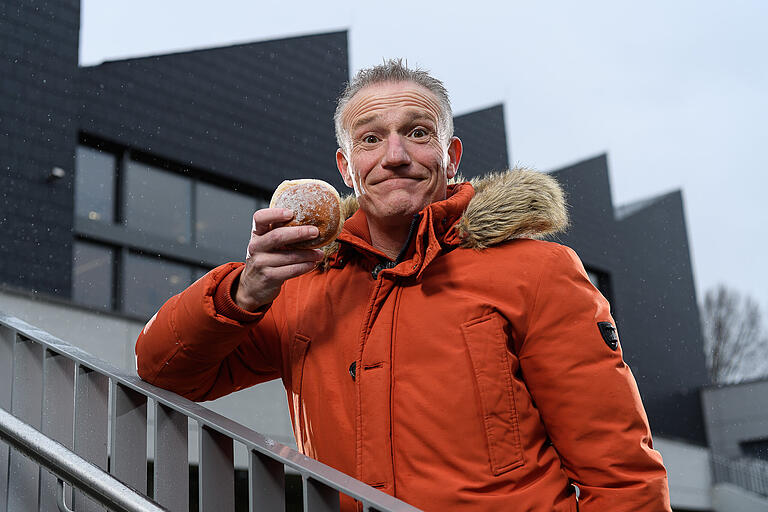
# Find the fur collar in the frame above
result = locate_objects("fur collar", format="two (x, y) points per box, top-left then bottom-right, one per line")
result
(322, 168), (568, 264)
(454, 167), (568, 248)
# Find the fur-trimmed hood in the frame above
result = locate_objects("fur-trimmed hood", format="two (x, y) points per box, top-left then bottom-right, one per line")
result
(454, 168), (568, 248)
(324, 168), (568, 262)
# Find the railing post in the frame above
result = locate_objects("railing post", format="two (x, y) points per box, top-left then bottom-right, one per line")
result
(40, 349), (76, 512)
(111, 381), (148, 492)
(74, 365), (109, 512)
(303, 476), (340, 512)
(0, 325), (14, 512)
(153, 402), (189, 512)
(752, 462), (760, 494)
(249, 449), (285, 511)
(8, 335), (44, 512)
(199, 424), (234, 511)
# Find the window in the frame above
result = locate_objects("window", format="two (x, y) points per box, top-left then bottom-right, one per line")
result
(196, 182), (261, 260)
(122, 253), (193, 318)
(72, 240), (114, 310)
(74, 146), (116, 223)
(741, 438), (768, 461)
(124, 160), (192, 244)
(72, 138), (267, 318)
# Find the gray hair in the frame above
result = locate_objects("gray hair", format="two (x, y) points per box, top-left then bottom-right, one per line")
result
(334, 59), (454, 154)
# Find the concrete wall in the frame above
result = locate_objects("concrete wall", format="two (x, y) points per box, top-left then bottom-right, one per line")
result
(712, 483), (768, 512)
(702, 380), (768, 458)
(654, 437), (712, 510)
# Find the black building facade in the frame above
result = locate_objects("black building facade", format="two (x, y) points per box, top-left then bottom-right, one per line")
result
(1, 1), (706, 445)
(1, 0), (80, 296)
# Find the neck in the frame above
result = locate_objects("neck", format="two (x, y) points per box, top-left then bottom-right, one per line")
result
(368, 215), (415, 260)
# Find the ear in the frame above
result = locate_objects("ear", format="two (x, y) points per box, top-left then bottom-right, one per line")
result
(446, 137), (463, 179)
(336, 149), (354, 189)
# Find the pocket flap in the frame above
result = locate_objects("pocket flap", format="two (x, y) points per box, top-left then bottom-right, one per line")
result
(290, 333), (311, 394)
(461, 313), (524, 474)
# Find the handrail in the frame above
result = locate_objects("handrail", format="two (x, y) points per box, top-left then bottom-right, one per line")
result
(0, 311), (422, 511)
(0, 406), (167, 512)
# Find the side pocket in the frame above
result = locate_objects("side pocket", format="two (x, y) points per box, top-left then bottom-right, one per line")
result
(289, 333), (311, 396)
(289, 333), (311, 453)
(461, 312), (524, 475)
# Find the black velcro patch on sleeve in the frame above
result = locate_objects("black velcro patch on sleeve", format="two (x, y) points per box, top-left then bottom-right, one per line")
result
(597, 322), (619, 351)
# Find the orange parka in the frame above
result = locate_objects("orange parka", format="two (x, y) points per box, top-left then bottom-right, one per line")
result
(136, 170), (671, 512)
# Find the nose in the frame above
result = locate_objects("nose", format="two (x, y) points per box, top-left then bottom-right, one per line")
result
(381, 134), (412, 168)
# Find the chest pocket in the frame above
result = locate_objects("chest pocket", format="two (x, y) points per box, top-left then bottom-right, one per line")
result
(461, 312), (525, 475)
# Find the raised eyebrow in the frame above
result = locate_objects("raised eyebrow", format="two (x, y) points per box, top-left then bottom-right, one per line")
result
(351, 114), (379, 133)
(403, 111), (437, 127)
(351, 111), (438, 134)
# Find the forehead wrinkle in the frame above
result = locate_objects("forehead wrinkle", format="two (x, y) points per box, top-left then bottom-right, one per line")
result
(352, 109), (437, 134)
(342, 85), (444, 133)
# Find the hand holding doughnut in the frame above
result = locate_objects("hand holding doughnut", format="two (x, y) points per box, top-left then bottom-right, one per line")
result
(269, 179), (344, 249)
(234, 180), (343, 311)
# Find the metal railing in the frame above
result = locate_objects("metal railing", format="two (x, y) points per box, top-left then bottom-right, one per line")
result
(712, 454), (768, 497)
(0, 312), (422, 512)
(0, 407), (166, 512)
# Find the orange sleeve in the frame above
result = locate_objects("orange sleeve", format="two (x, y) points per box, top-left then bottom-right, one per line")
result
(518, 244), (671, 511)
(135, 262), (283, 402)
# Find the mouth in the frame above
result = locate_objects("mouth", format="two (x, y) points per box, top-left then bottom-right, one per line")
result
(370, 176), (423, 186)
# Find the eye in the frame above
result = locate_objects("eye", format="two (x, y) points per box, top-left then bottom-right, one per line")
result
(410, 128), (428, 138)
(363, 135), (379, 144)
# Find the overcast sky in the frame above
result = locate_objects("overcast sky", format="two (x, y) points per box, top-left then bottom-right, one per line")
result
(80, 0), (768, 313)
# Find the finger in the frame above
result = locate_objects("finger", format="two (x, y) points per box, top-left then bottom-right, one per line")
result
(246, 227), (321, 259)
(261, 261), (319, 282)
(249, 249), (324, 268)
(255, 225), (320, 252)
(251, 208), (294, 236)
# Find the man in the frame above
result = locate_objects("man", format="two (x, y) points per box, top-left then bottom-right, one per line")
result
(136, 60), (671, 511)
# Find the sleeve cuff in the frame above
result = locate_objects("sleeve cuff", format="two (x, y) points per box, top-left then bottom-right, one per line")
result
(213, 266), (268, 323)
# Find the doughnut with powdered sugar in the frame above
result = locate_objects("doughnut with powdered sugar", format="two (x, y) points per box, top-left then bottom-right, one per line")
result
(269, 179), (343, 249)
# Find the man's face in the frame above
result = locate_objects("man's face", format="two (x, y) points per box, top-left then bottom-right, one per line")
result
(336, 81), (462, 224)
